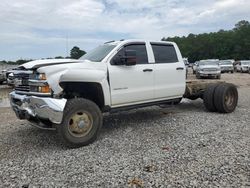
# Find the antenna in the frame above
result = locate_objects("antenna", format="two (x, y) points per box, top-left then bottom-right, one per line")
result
(66, 32), (69, 57)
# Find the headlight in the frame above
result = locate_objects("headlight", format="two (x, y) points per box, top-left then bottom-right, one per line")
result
(36, 73), (47, 80)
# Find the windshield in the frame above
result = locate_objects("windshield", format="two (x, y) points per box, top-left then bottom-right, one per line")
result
(199, 61), (219, 66)
(241, 61), (250, 65)
(220, 61), (232, 65)
(80, 44), (116, 62)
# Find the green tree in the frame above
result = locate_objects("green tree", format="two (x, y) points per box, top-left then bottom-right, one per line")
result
(70, 46), (86, 59)
(162, 20), (250, 62)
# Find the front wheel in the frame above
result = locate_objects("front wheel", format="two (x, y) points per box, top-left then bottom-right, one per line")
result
(57, 98), (103, 148)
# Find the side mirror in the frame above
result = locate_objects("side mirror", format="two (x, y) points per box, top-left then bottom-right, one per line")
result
(124, 50), (136, 66)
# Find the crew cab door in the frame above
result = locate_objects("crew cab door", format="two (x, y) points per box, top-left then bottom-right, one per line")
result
(150, 42), (186, 99)
(108, 43), (154, 107)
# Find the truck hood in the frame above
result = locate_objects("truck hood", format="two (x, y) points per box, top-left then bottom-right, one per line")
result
(19, 59), (80, 70)
(37, 60), (107, 94)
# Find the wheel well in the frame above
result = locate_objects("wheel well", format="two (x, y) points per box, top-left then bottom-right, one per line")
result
(60, 82), (105, 110)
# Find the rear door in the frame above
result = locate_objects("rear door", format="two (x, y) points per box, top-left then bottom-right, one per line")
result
(150, 42), (186, 100)
(108, 43), (154, 107)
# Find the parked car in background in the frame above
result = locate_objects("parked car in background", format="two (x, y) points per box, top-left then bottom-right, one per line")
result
(6, 68), (19, 86)
(192, 61), (199, 74)
(235, 60), (250, 73)
(196, 60), (221, 79)
(0, 70), (7, 84)
(7, 72), (15, 86)
(219, 60), (234, 73)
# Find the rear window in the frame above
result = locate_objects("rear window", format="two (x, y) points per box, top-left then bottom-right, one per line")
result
(151, 44), (178, 63)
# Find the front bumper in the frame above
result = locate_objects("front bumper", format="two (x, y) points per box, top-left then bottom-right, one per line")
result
(221, 67), (233, 72)
(198, 71), (220, 77)
(9, 91), (67, 124)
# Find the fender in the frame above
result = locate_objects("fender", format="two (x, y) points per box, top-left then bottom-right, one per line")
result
(59, 69), (111, 106)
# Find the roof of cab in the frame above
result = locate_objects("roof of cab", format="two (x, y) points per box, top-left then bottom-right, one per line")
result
(106, 39), (176, 45)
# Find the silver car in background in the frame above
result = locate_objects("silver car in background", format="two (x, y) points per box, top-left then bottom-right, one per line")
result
(236, 60), (250, 73)
(219, 60), (234, 73)
(196, 60), (221, 79)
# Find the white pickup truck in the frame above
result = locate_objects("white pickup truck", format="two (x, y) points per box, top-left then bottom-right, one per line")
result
(9, 40), (238, 147)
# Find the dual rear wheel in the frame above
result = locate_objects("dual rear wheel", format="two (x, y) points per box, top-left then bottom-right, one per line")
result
(203, 83), (238, 113)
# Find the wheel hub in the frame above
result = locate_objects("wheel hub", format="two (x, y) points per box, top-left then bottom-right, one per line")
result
(78, 120), (85, 129)
(68, 111), (93, 137)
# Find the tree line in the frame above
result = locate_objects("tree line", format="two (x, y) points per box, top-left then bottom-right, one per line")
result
(162, 20), (250, 63)
(0, 46), (86, 65)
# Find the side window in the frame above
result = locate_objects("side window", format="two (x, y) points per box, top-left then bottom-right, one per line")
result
(151, 44), (178, 63)
(124, 44), (148, 64)
(111, 44), (148, 65)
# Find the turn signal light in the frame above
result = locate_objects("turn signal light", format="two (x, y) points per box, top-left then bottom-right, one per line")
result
(38, 86), (51, 93)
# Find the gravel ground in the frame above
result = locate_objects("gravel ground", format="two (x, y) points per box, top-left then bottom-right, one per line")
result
(0, 73), (249, 187)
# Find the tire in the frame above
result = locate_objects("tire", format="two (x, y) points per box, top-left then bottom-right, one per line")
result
(217, 74), (221, 79)
(214, 83), (238, 113)
(231, 71), (234, 74)
(203, 84), (219, 112)
(0, 81), (3, 85)
(57, 98), (103, 148)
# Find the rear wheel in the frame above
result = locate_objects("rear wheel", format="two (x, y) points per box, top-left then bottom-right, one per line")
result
(213, 83), (238, 113)
(57, 98), (103, 148)
(203, 84), (219, 112)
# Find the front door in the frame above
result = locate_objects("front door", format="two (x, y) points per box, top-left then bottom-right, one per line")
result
(108, 43), (154, 107)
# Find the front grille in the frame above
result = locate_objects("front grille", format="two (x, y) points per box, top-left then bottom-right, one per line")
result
(203, 68), (218, 72)
(14, 72), (31, 92)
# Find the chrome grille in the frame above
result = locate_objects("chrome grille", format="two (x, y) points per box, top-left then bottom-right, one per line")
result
(14, 72), (31, 92)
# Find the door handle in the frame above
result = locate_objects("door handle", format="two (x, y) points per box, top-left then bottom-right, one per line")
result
(176, 67), (184, 70)
(143, 69), (153, 72)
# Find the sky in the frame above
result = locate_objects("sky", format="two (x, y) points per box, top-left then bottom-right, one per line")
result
(0, 0), (250, 60)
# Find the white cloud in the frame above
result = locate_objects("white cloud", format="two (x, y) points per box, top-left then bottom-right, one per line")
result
(0, 0), (250, 60)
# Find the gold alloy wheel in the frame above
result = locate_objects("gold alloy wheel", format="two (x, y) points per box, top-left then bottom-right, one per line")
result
(68, 111), (93, 137)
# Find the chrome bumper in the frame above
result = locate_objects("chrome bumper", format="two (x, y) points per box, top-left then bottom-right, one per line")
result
(9, 91), (67, 124)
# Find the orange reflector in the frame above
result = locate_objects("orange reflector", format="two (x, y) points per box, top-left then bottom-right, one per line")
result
(39, 86), (51, 93)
